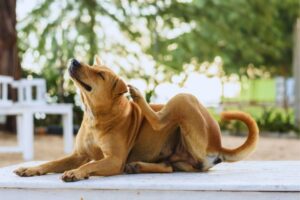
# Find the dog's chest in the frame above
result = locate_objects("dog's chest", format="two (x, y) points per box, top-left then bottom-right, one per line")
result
(78, 130), (104, 160)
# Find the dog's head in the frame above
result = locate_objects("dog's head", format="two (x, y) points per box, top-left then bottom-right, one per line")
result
(68, 55), (128, 113)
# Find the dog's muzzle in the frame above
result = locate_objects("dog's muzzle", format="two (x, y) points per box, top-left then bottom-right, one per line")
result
(69, 58), (81, 77)
(68, 58), (92, 92)
(71, 58), (81, 67)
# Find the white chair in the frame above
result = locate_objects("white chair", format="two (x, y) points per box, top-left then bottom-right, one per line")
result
(0, 75), (23, 154)
(12, 78), (47, 105)
(0, 75), (13, 106)
(0, 76), (74, 160)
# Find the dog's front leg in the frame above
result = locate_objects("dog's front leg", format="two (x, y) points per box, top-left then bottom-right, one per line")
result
(14, 153), (89, 177)
(61, 156), (123, 182)
(62, 134), (127, 182)
(128, 85), (171, 131)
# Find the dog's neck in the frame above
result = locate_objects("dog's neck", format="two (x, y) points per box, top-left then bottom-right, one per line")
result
(85, 95), (131, 130)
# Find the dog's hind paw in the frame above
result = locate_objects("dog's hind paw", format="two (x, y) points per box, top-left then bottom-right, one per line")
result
(128, 85), (143, 102)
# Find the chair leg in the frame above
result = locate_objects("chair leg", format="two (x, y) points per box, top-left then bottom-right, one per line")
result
(62, 110), (73, 154)
(22, 112), (34, 160)
(16, 115), (24, 151)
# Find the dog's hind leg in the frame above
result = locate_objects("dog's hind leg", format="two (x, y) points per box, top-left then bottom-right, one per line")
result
(129, 86), (209, 171)
(172, 161), (199, 172)
(125, 162), (173, 174)
(14, 153), (89, 177)
(129, 85), (173, 131)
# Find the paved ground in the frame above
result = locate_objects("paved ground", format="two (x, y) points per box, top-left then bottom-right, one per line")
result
(0, 131), (299, 167)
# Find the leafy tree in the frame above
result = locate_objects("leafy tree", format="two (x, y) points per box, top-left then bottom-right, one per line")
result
(116, 0), (299, 109)
(121, 0), (299, 76)
(19, 0), (139, 103)
(18, 0), (300, 106)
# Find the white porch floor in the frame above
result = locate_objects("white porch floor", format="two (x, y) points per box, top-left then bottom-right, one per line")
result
(0, 161), (299, 200)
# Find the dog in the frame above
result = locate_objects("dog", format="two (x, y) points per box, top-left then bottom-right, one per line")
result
(14, 55), (259, 182)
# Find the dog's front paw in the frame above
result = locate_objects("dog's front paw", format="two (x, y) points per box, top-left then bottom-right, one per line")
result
(14, 167), (45, 177)
(61, 169), (89, 182)
(128, 85), (143, 102)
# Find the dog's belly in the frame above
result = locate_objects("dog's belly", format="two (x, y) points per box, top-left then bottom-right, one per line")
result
(127, 120), (179, 163)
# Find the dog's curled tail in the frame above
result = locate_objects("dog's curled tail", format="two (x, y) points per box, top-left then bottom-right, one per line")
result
(220, 111), (259, 162)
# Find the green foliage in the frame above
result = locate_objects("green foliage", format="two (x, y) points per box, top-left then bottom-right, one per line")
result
(218, 107), (300, 135)
(19, 0), (300, 93)
(257, 108), (299, 134)
(18, 0), (142, 123)
(122, 0), (299, 75)
(17, 0), (300, 130)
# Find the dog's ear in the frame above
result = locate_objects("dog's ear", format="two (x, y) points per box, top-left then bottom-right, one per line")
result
(93, 55), (103, 66)
(115, 78), (128, 95)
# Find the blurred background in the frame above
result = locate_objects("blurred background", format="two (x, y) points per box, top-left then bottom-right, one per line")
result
(0, 0), (299, 166)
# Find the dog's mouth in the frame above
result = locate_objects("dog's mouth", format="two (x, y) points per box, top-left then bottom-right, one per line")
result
(69, 67), (92, 92)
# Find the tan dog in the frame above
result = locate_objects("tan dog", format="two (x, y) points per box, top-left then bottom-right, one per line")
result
(14, 56), (259, 182)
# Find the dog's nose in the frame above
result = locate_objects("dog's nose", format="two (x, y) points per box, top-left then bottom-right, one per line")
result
(70, 58), (81, 68)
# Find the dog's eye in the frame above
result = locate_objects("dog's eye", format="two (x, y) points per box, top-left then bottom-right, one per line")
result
(97, 72), (105, 80)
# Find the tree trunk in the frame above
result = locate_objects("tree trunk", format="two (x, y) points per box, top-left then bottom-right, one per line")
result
(0, 0), (22, 132)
